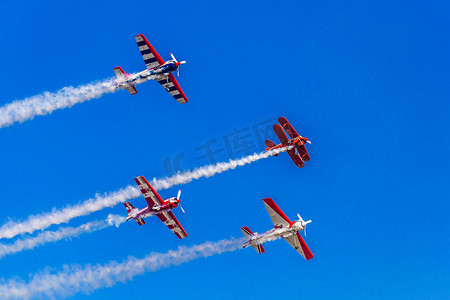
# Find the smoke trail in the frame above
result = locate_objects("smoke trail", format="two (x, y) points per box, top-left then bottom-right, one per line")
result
(0, 148), (288, 239)
(0, 78), (116, 128)
(0, 237), (244, 299)
(0, 215), (125, 260)
(151, 147), (290, 189)
(0, 186), (139, 239)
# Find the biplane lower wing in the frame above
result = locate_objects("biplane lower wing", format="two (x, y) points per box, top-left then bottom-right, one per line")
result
(273, 124), (305, 168)
(283, 232), (314, 260)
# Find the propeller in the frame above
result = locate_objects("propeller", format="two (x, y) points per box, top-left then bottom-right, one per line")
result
(176, 189), (185, 213)
(297, 213), (311, 237)
(170, 53), (186, 77)
(306, 140), (312, 144)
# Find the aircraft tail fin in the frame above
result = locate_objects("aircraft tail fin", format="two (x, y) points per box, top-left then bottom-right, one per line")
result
(240, 227), (265, 254)
(265, 139), (278, 156)
(113, 66), (138, 95)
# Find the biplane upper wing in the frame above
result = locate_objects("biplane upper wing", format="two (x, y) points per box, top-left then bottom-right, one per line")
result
(273, 124), (305, 168)
(262, 198), (292, 228)
(134, 176), (163, 207)
(283, 232), (314, 260)
(156, 73), (189, 104)
(135, 34), (165, 70)
(156, 211), (188, 239)
(279, 117), (299, 138)
(279, 117), (310, 162)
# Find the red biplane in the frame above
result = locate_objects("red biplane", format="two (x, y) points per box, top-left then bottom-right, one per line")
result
(265, 117), (311, 168)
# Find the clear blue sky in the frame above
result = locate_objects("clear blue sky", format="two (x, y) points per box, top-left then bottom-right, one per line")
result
(0, 0), (449, 299)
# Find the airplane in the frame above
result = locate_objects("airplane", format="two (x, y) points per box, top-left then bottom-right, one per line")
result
(123, 175), (188, 239)
(265, 116), (311, 168)
(241, 197), (314, 260)
(113, 34), (189, 104)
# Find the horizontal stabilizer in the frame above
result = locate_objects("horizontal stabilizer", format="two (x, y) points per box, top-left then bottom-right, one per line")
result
(113, 66), (128, 81)
(241, 227), (265, 254)
(251, 243), (265, 254)
(265, 139), (278, 156)
(123, 202), (135, 214)
(135, 217), (145, 226)
(125, 84), (138, 95)
(240, 226), (255, 238)
(114, 66), (138, 95)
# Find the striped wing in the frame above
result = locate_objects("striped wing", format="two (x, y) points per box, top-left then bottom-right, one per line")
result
(156, 74), (189, 104)
(156, 211), (188, 239)
(135, 34), (165, 70)
(134, 176), (163, 207)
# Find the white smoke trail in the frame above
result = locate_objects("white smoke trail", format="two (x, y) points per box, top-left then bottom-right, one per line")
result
(0, 237), (244, 299)
(0, 186), (139, 239)
(0, 215), (125, 260)
(151, 147), (290, 189)
(0, 148), (288, 239)
(0, 78), (116, 128)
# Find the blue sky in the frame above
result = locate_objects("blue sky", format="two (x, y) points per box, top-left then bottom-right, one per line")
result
(0, 0), (449, 299)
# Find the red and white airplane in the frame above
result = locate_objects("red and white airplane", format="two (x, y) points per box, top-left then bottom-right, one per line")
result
(241, 198), (314, 260)
(265, 117), (311, 168)
(124, 176), (188, 239)
(114, 34), (189, 104)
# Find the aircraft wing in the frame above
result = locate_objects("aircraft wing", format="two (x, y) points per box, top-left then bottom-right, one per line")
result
(156, 211), (188, 239)
(283, 232), (314, 260)
(134, 176), (164, 207)
(297, 145), (310, 162)
(156, 74), (189, 104)
(135, 34), (165, 70)
(262, 198), (292, 228)
(278, 117), (299, 138)
(273, 124), (305, 168)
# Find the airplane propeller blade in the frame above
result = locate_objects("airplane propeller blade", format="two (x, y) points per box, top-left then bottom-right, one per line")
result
(177, 68), (180, 77)
(307, 140), (312, 144)
(180, 205), (185, 214)
(170, 53), (177, 62)
(177, 190), (181, 200)
(297, 213), (304, 223)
